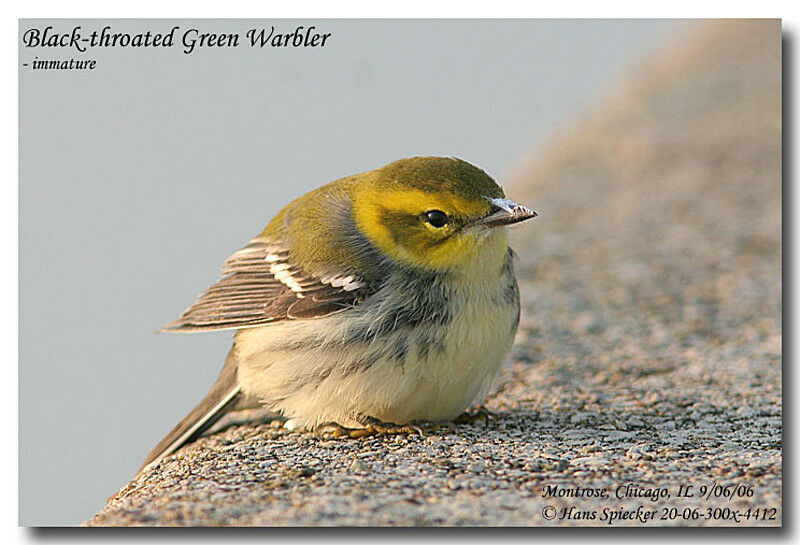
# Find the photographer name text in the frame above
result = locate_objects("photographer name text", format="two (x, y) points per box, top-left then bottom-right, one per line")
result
(538, 482), (778, 525)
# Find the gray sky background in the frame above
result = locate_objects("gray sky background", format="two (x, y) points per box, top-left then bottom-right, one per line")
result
(19, 19), (678, 525)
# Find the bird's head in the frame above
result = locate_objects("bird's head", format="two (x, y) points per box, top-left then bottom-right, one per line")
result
(351, 157), (537, 271)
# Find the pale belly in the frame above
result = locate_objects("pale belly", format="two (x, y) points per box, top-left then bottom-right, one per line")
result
(234, 247), (520, 428)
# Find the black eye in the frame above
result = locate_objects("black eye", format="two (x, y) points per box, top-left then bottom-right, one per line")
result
(423, 210), (449, 228)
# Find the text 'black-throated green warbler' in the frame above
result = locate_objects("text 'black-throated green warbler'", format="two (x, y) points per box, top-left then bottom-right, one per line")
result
(141, 157), (537, 470)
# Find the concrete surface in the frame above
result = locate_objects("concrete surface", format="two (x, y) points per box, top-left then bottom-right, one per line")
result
(86, 19), (781, 527)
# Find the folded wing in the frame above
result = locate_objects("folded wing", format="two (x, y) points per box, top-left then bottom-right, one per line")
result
(160, 239), (373, 332)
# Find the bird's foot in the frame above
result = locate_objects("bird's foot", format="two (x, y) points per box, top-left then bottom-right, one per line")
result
(314, 422), (383, 439)
(359, 416), (427, 436)
(316, 416), (450, 439)
(454, 405), (497, 425)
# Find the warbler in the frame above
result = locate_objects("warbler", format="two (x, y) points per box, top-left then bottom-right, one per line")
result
(141, 157), (536, 470)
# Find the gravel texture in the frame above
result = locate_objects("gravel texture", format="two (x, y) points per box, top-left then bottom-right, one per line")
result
(86, 20), (781, 527)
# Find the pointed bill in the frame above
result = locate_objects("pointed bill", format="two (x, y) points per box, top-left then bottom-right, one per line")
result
(475, 197), (538, 228)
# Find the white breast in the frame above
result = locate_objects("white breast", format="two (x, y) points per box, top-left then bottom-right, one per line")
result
(234, 238), (519, 428)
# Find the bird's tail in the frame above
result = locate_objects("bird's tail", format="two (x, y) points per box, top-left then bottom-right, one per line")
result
(138, 349), (243, 473)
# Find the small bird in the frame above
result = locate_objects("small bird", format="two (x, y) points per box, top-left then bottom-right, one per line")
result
(141, 157), (536, 470)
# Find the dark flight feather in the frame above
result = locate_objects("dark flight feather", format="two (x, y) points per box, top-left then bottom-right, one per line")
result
(160, 239), (374, 332)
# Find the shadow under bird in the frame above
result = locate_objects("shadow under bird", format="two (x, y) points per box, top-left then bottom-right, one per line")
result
(141, 156), (537, 471)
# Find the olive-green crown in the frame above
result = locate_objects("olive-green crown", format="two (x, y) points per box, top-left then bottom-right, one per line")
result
(369, 157), (504, 200)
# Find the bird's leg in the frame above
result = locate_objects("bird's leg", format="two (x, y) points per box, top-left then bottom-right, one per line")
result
(314, 422), (359, 439)
(316, 417), (436, 439)
(360, 416), (461, 435)
(358, 416), (426, 436)
(314, 421), (395, 439)
(316, 415), (464, 439)
(454, 404), (498, 425)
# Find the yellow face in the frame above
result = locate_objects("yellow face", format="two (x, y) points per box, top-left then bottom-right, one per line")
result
(353, 186), (507, 270)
